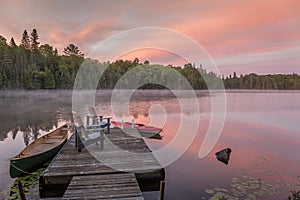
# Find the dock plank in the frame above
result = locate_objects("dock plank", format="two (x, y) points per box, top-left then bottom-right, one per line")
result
(62, 173), (144, 200)
(40, 127), (164, 198)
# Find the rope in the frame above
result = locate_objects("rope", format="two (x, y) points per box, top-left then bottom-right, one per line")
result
(10, 163), (33, 175)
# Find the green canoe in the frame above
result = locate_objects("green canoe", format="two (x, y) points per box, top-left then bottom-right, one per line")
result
(10, 124), (69, 178)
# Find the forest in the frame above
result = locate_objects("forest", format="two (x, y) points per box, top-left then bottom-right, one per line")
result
(223, 72), (300, 90)
(0, 29), (299, 90)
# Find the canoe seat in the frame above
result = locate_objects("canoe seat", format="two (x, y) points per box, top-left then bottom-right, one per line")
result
(42, 142), (58, 144)
(41, 138), (62, 142)
(48, 136), (65, 139)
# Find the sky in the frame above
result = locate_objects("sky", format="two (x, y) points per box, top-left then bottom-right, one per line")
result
(0, 0), (299, 76)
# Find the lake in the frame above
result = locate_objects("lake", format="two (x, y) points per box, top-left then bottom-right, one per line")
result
(0, 90), (300, 199)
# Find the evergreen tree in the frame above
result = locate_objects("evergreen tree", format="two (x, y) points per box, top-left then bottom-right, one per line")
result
(30, 29), (42, 68)
(1, 28), (300, 90)
(3, 38), (18, 88)
(39, 44), (54, 57)
(0, 35), (7, 44)
(30, 29), (39, 51)
(19, 30), (31, 87)
(20, 30), (30, 50)
(9, 37), (17, 47)
(63, 44), (84, 57)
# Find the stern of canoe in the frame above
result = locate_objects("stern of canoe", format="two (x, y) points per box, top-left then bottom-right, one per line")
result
(138, 129), (162, 139)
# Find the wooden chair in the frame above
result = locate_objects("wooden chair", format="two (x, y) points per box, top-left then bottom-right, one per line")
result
(86, 105), (112, 133)
(72, 111), (105, 152)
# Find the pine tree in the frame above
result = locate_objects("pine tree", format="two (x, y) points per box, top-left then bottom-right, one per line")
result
(19, 30), (31, 87)
(30, 29), (39, 51)
(30, 29), (42, 68)
(0, 35), (7, 44)
(9, 37), (17, 47)
(7, 39), (19, 87)
(20, 30), (30, 50)
(63, 44), (84, 57)
(233, 71), (237, 78)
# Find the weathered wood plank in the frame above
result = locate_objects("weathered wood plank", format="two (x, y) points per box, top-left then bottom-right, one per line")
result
(62, 173), (144, 200)
(40, 127), (164, 198)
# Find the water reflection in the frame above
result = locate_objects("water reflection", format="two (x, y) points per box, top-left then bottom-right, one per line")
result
(144, 113), (300, 199)
(0, 90), (299, 199)
(94, 89), (211, 119)
(0, 89), (200, 144)
(0, 90), (73, 144)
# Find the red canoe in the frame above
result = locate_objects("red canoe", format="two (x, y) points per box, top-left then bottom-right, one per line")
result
(111, 121), (162, 139)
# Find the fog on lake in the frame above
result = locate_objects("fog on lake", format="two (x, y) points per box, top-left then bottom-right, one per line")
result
(0, 90), (300, 199)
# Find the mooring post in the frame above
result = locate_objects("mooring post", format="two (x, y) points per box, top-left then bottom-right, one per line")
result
(87, 115), (90, 126)
(18, 181), (26, 200)
(159, 180), (165, 200)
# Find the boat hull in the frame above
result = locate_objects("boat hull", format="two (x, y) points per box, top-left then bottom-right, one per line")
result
(111, 121), (162, 139)
(139, 130), (162, 139)
(10, 124), (68, 178)
(10, 139), (67, 178)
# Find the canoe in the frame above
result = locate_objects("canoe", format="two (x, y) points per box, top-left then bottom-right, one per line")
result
(10, 124), (69, 178)
(111, 121), (162, 139)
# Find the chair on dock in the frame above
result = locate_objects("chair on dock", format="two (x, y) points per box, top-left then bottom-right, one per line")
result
(72, 111), (106, 152)
(86, 105), (112, 133)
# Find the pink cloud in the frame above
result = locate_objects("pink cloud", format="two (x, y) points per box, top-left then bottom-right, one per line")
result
(1, 0), (299, 74)
(119, 48), (188, 66)
(169, 0), (300, 56)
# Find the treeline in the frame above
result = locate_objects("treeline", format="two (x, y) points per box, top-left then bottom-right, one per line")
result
(224, 72), (300, 90)
(0, 29), (299, 90)
(70, 58), (223, 90)
(0, 29), (84, 89)
(99, 61), (222, 90)
(0, 29), (222, 90)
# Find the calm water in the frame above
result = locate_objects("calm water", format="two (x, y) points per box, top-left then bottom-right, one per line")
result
(0, 90), (300, 199)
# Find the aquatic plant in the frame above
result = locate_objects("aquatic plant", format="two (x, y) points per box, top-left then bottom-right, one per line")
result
(9, 162), (49, 200)
(205, 156), (300, 200)
(288, 190), (300, 200)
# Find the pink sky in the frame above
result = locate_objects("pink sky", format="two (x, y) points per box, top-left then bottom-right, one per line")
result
(0, 0), (299, 75)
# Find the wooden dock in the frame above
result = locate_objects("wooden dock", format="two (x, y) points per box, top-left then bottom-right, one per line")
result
(62, 173), (144, 200)
(39, 127), (164, 198)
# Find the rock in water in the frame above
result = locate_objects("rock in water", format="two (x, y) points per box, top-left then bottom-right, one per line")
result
(215, 148), (232, 165)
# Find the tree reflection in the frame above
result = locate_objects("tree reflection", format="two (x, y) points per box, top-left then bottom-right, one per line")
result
(2, 119), (64, 145)
(11, 128), (18, 140)
(0, 90), (73, 145)
(0, 89), (206, 144)
(20, 123), (53, 146)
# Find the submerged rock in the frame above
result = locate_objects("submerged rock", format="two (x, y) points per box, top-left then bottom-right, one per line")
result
(215, 148), (232, 165)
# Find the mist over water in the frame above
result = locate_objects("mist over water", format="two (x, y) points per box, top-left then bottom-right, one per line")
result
(0, 90), (299, 199)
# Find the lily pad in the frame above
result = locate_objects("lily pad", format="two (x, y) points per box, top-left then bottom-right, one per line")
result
(205, 189), (214, 194)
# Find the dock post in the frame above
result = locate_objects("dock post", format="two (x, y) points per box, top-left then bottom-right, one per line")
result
(107, 118), (110, 133)
(159, 180), (165, 200)
(87, 115), (90, 126)
(18, 181), (26, 200)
